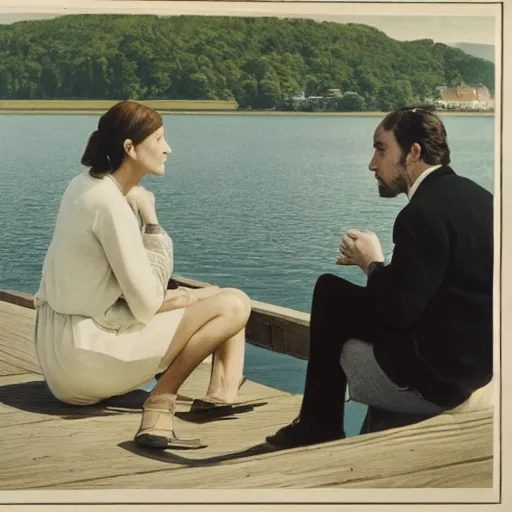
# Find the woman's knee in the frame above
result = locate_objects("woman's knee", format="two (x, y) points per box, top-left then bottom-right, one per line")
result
(217, 288), (252, 321)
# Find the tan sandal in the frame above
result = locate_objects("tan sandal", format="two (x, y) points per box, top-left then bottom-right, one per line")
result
(135, 395), (206, 450)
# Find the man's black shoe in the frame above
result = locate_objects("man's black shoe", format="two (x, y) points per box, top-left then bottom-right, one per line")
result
(265, 417), (345, 449)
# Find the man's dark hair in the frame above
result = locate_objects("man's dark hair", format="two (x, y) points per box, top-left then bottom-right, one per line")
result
(380, 106), (451, 166)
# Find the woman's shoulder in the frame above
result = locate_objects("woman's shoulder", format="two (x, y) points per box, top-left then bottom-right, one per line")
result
(71, 172), (126, 210)
(57, 172), (128, 226)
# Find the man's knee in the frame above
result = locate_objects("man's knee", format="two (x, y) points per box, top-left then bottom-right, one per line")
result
(315, 273), (339, 290)
(341, 337), (373, 361)
(314, 273), (363, 299)
(340, 339), (374, 404)
(313, 274), (346, 301)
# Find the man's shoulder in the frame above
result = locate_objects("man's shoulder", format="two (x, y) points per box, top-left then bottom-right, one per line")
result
(395, 171), (493, 233)
(420, 168), (491, 195)
(411, 171), (492, 211)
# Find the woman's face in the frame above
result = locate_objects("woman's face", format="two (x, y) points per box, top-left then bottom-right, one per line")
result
(131, 126), (172, 177)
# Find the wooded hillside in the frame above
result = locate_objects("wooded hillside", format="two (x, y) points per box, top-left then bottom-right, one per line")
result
(0, 15), (495, 111)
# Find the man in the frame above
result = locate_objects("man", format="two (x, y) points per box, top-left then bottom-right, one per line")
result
(266, 107), (494, 448)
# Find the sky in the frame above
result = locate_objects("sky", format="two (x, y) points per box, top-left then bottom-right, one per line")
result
(0, 1), (499, 47)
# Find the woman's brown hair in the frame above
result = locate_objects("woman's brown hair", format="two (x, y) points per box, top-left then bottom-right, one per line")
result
(81, 100), (163, 177)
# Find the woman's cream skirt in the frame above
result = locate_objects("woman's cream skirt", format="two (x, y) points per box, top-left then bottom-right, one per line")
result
(34, 301), (186, 405)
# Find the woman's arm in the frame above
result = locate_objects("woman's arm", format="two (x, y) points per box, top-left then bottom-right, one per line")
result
(157, 288), (198, 313)
(93, 197), (169, 324)
(156, 286), (222, 314)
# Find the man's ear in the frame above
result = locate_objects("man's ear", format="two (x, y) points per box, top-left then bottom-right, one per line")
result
(123, 139), (136, 159)
(409, 142), (422, 163)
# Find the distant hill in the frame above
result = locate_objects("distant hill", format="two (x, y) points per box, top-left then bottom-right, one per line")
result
(0, 15), (496, 111)
(451, 42), (495, 63)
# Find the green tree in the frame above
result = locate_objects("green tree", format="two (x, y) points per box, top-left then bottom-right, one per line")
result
(337, 92), (365, 112)
(0, 13), (495, 110)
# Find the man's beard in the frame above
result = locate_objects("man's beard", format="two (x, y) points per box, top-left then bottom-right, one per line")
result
(377, 165), (408, 198)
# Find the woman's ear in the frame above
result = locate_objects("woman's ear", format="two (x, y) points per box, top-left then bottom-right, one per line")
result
(123, 139), (136, 159)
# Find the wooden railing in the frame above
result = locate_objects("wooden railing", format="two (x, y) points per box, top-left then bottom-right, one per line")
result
(0, 276), (311, 361)
(170, 276), (311, 360)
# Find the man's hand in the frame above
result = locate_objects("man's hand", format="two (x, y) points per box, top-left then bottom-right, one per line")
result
(336, 228), (385, 274)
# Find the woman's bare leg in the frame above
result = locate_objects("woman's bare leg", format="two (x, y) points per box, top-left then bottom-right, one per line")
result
(177, 285), (247, 403)
(205, 327), (246, 403)
(135, 288), (251, 447)
(150, 288), (251, 398)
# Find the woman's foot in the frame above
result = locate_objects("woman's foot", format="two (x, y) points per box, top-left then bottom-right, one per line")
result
(189, 375), (248, 412)
(196, 375), (247, 406)
(135, 393), (206, 449)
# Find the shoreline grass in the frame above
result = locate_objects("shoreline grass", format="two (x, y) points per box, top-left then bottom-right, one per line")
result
(0, 110), (495, 117)
(0, 99), (238, 110)
(0, 99), (495, 117)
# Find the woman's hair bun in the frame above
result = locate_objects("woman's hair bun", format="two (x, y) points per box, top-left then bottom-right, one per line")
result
(81, 130), (112, 175)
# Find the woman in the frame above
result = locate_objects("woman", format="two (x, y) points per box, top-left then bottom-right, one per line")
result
(34, 100), (251, 449)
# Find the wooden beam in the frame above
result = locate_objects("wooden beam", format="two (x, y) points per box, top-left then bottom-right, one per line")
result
(0, 289), (35, 310)
(0, 279), (312, 361)
(170, 276), (311, 360)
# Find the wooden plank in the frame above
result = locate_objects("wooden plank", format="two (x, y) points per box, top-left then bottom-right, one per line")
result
(52, 409), (492, 490)
(346, 458), (492, 488)
(0, 301), (40, 375)
(0, 381), (300, 490)
(0, 289), (35, 310)
(0, 373), (148, 422)
(0, 361), (33, 376)
(0, 292), (495, 490)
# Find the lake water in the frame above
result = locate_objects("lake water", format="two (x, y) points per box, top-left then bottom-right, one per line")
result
(0, 113), (495, 436)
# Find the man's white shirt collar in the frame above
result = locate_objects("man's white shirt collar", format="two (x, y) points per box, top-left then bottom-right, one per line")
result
(407, 165), (443, 200)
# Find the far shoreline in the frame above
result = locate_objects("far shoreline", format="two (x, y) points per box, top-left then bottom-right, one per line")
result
(0, 98), (495, 117)
(0, 109), (495, 117)
(0, 99), (495, 117)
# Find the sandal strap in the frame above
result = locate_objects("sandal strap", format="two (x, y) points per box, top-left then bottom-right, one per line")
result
(135, 409), (206, 449)
(137, 409), (174, 437)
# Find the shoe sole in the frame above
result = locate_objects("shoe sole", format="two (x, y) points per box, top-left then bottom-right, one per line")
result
(135, 434), (207, 450)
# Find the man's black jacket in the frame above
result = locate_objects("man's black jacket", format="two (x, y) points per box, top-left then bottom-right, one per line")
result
(367, 166), (494, 406)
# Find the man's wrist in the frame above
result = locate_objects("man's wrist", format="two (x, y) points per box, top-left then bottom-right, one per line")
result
(366, 260), (385, 276)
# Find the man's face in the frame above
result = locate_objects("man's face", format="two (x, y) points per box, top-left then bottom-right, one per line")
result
(368, 126), (408, 198)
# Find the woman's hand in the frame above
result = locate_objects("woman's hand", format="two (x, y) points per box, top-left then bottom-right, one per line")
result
(156, 286), (224, 314)
(157, 288), (200, 313)
(126, 186), (158, 225)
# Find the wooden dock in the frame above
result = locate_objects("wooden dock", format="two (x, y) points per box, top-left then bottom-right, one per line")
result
(0, 284), (495, 491)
